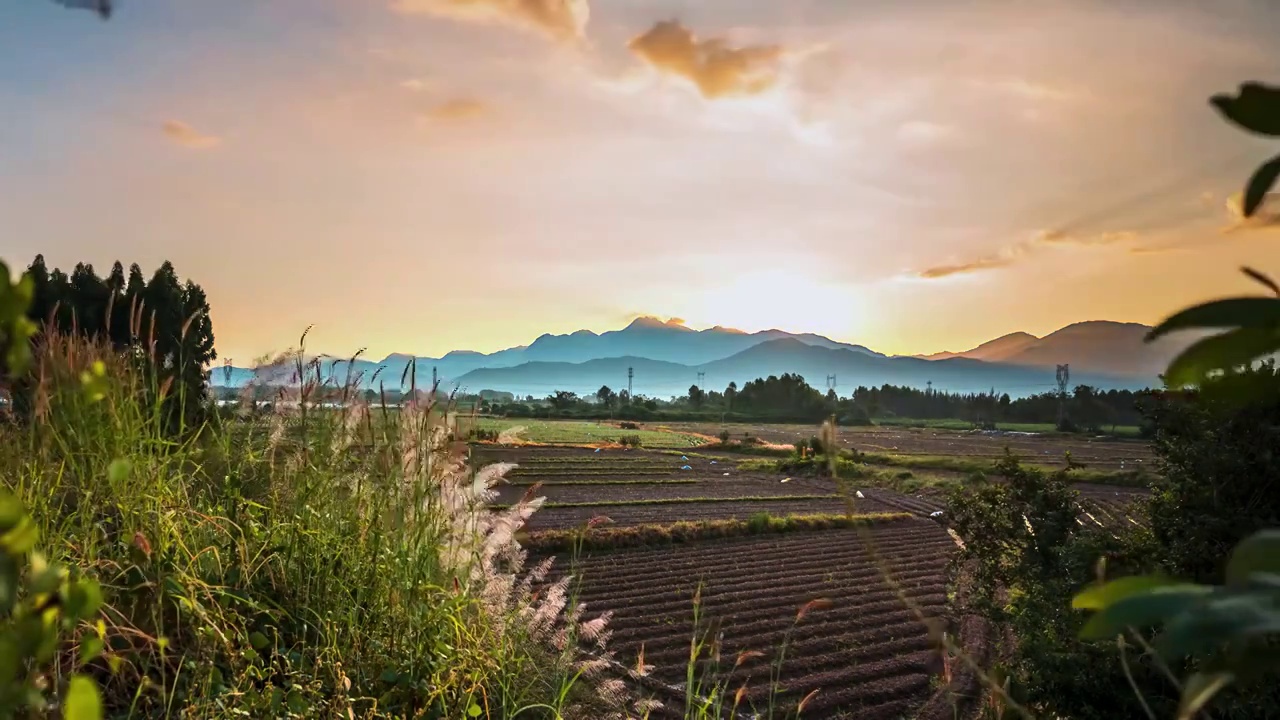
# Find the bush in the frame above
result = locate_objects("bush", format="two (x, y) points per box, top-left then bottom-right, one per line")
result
(718, 429), (730, 443)
(945, 454), (1161, 720)
(618, 434), (642, 448)
(618, 421), (640, 430)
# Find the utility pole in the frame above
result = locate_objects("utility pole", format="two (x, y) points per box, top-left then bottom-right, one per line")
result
(627, 366), (634, 398)
(1056, 364), (1070, 428)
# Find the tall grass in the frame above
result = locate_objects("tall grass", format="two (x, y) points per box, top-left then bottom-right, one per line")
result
(0, 332), (633, 718)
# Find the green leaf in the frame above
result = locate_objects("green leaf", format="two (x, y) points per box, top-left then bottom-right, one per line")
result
(468, 703), (483, 717)
(1072, 574), (1183, 610)
(65, 579), (103, 621)
(0, 636), (18, 683)
(1146, 298), (1280, 342)
(1, 515), (39, 555)
(1226, 530), (1280, 585)
(286, 688), (305, 713)
(249, 631), (269, 650)
(1079, 585), (1213, 640)
(0, 552), (17, 612)
(64, 675), (103, 720)
(1155, 590), (1280, 657)
(1211, 82), (1280, 136)
(1163, 327), (1280, 388)
(79, 636), (104, 666)
(1178, 672), (1234, 720)
(0, 493), (23, 531)
(1244, 155), (1280, 218)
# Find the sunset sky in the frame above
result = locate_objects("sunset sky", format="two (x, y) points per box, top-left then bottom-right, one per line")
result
(3, 0), (1280, 363)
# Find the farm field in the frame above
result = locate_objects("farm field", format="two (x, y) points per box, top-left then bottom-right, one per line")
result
(470, 418), (705, 448)
(871, 417), (1142, 436)
(481, 436), (1149, 718)
(552, 520), (983, 719)
(657, 421), (1154, 470)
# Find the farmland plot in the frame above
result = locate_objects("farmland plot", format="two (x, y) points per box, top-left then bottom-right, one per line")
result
(559, 520), (980, 719)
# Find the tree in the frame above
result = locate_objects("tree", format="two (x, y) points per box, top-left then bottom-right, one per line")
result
(3, 257), (216, 431)
(687, 384), (705, 409)
(547, 390), (578, 411)
(595, 385), (616, 408)
(724, 381), (737, 410)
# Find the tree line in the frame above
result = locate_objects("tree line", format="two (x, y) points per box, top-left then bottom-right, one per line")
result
(488, 373), (1150, 431)
(0, 255), (215, 429)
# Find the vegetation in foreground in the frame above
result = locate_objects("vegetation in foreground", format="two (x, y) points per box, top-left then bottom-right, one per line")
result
(0, 326), (639, 717)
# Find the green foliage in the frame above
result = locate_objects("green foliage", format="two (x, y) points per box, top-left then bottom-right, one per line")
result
(0, 261), (38, 379)
(0, 324), (604, 718)
(0, 492), (104, 719)
(5, 256), (216, 432)
(1141, 365), (1280, 583)
(945, 455), (1163, 720)
(618, 433), (643, 448)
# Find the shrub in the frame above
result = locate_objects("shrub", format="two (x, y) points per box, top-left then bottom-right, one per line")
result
(718, 429), (730, 443)
(618, 421), (640, 430)
(618, 434), (642, 448)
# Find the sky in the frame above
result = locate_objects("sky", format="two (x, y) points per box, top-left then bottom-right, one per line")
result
(3, 0), (1280, 363)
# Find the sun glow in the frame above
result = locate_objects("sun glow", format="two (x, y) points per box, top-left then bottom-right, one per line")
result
(666, 270), (864, 338)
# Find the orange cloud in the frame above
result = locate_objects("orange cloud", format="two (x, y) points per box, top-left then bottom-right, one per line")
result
(424, 98), (491, 122)
(1223, 192), (1280, 233)
(390, 0), (588, 42)
(628, 21), (783, 99)
(918, 229), (1139, 279)
(162, 120), (220, 149)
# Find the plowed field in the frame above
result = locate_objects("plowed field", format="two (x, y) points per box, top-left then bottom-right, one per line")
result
(565, 520), (973, 719)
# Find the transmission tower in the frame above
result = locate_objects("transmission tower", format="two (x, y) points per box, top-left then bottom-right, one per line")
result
(826, 374), (837, 391)
(696, 370), (705, 388)
(1056, 364), (1070, 427)
(627, 366), (634, 397)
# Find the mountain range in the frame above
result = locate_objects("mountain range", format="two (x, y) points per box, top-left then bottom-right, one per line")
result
(212, 318), (1187, 399)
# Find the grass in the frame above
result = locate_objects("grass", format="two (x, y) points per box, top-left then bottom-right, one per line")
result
(0, 333), (618, 719)
(521, 512), (915, 553)
(470, 418), (706, 448)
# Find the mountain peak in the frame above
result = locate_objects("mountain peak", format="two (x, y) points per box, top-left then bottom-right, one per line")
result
(624, 316), (693, 331)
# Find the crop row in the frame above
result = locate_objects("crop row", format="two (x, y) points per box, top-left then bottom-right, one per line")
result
(562, 522), (958, 719)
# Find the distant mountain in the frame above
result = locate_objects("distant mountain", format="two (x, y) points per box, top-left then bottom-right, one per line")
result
(449, 337), (1149, 399)
(211, 317), (884, 390)
(918, 321), (1185, 378)
(211, 317), (1182, 397)
(921, 332), (1038, 362)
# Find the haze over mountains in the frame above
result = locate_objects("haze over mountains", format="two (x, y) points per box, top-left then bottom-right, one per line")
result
(213, 318), (1186, 399)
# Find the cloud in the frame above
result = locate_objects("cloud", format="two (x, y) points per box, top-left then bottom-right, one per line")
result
(971, 78), (1078, 103)
(162, 120), (220, 149)
(400, 78), (429, 92)
(1223, 191), (1280, 233)
(918, 255), (1018, 279)
(917, 228), (1139, 279)
(628, 21), (784, 99)
(390, 0), (588, 42)
(896, 120), (959, 147)
(667, 317), (686, 326)
(424, 98), (492, 122)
